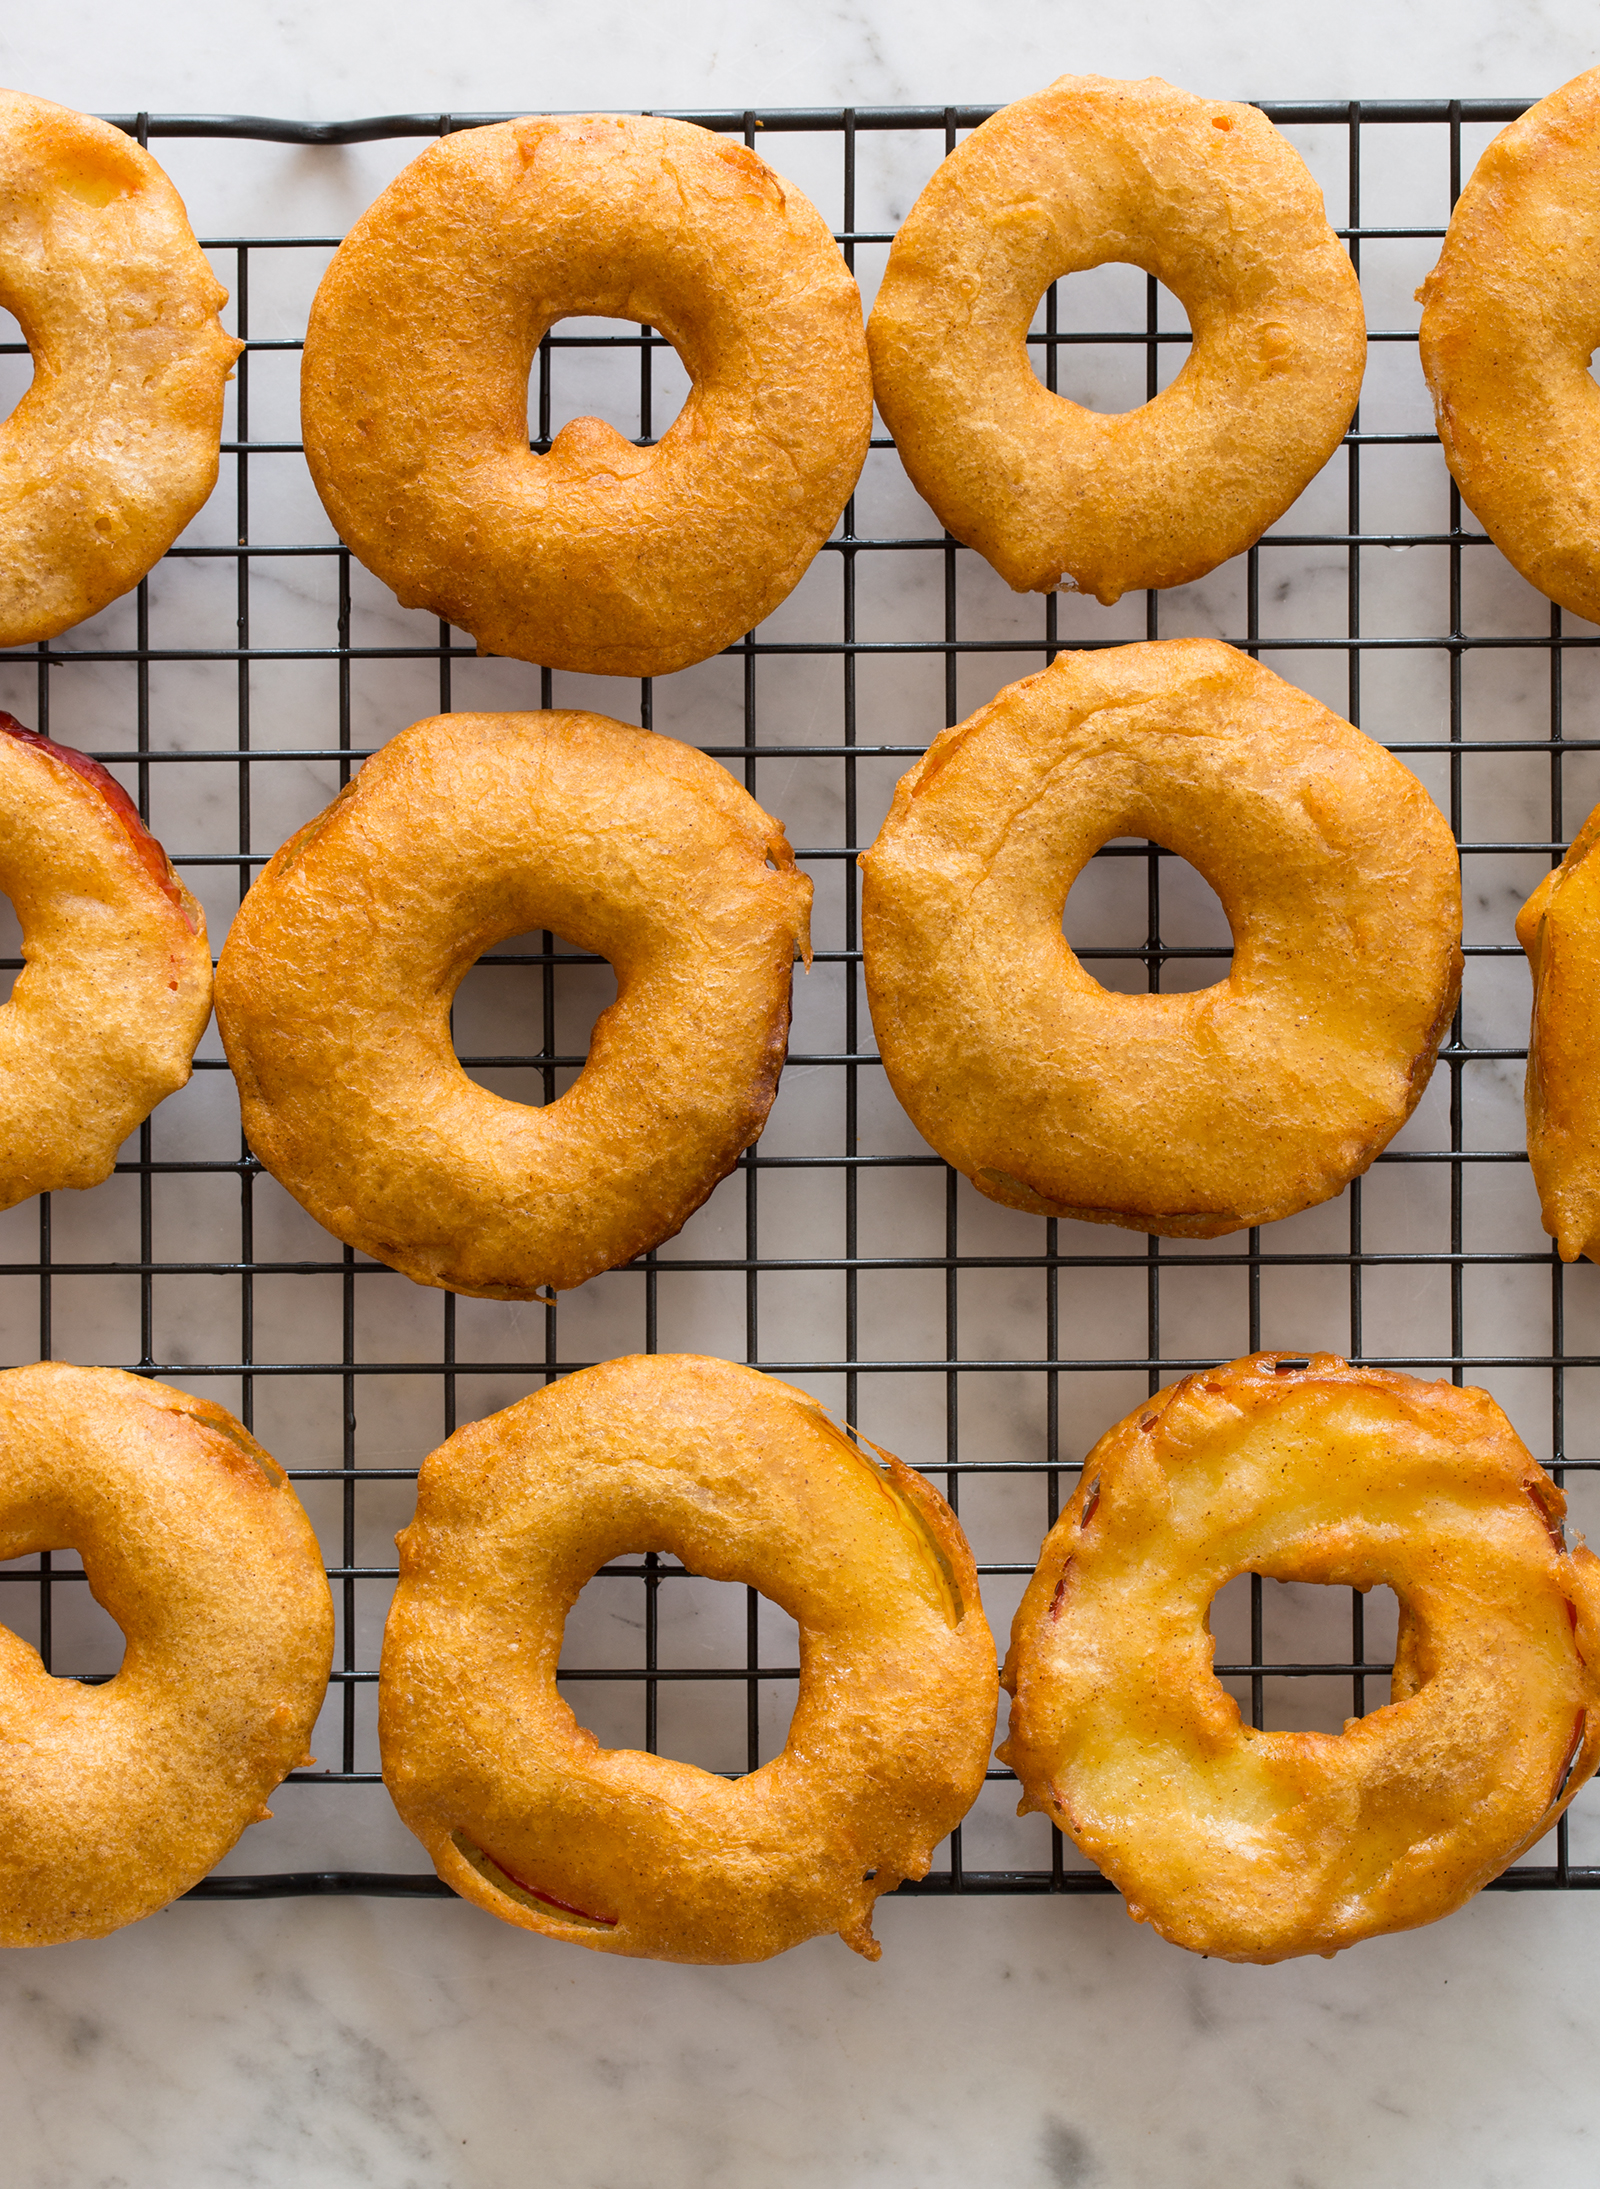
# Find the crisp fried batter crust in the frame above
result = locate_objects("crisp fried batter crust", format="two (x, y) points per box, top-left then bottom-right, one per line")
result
(0, 87), (240, 645)
(0, 1364), (333, 1945)
(1517, 803), (1600, 1261)
(0, 714), (211, 1208)
(1419, 69), (1600, 623)
(215, 710), (813, 1298)
(301, 114), (872, 678)
(381, 1355), (998, 1963)
(1000, 1353), (1600, 1963)
(859, 639), (1462, 1237)
(866, 75), (1365, 604)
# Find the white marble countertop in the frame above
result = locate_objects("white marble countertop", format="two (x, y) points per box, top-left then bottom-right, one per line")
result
(5, 0), (1598, 118)
(5, 2), (1600, 2184)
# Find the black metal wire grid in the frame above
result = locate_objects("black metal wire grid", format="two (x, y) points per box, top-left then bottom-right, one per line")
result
(0, 98), (1596, 1907)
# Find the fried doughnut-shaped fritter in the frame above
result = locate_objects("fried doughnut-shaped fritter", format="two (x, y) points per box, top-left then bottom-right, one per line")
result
(1517, 803), (1600, 1261)
(867, 76), (1364, 604)
(860, 639), (1462, 1238)
(0, 714), (211, 1208)
(1419, 69), (1600, 624)
(215, 710), (812, 1297)
(0, 87), (240, 644)
(301, 114), (871, 677)
(0, 1364), (333, 1944)
(1001, 1353), (1600, 1963)
(381, 1355), (998, 1962)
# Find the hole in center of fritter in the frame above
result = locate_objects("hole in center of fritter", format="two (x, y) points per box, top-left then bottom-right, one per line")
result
(1208, 1573), (1401, 1733)
(452, 929), (618, 1106)
(1062, 841), (1233, 995)
(0, 891), (19, 1005)
(0, 309), (34, 427)
(559, 1565), (800, 1775)
(1029, 265), (1193, 415)
(532, 314), (690, 451)
(0, 1549), (126, 1682)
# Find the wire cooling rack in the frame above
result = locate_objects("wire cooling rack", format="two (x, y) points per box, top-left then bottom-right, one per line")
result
(0, 97), (1597, 1907)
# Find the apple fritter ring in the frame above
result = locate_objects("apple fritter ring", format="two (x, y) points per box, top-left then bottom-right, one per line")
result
(300, 114), (872, 678)
(0, 713), (211, 1209)
(859, 638), (1462, 1238)
(0, 87), (241, 646)
(1418, 70), (1600, 623)
(380, 1354), (998, 1964)
(999, 1352), (1600, 1964)
(1517, 803), (1600, 1260)
(866, 75), (1365, 605)
(215, 710), (812, 1298)
(0, 1363), (334, 1945)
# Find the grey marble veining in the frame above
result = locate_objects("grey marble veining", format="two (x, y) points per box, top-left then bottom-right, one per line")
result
(3, 0), (1600, 115)
(8, 1892), (1600, 2188)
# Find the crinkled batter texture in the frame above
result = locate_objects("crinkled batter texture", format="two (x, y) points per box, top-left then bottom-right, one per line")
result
(0, 87), (240, 646)
(866, 75), (1365, 604)
(859, 638), (1462, 1237)
(1000, 1353), (1600, 1963)
(0, 1364), (334, 1945)
(215, 709), (813, 1298)
(1419, 69), (1600, 624)
(1517, 801), (1600, 1261)
(0, 714), (212, 1208)
(381, 1354), (998, 1963)
(301, 113), (872, 677)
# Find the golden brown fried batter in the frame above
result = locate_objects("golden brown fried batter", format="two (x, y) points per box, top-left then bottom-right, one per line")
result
(215, 710), (812, 1297)
(1517, 804), (1600, 1260)
(0, 88), (240, 645)
(0, 715), (211, 1208)
(859, 639), (1461, 1237)
(301, 114), (871, 677)
(867, 75), (1364, 604)
(0, 1364), (333, 1945)
(1419, 69), (1600, 623)
(1000, 1352), (1600, 1963)
(381, 1355), (997, 1962)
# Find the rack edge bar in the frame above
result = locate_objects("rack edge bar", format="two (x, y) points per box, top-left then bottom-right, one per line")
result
(178, 1865), (1600, 1901)
(92, 100), (1536, 145)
